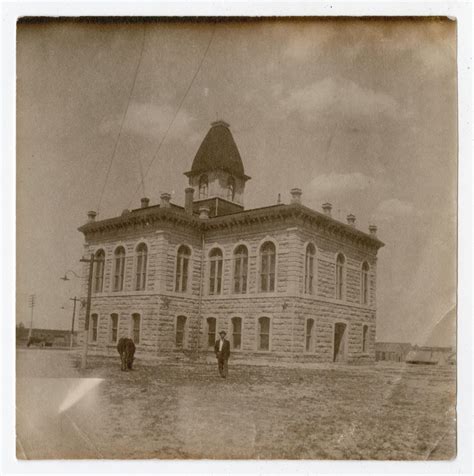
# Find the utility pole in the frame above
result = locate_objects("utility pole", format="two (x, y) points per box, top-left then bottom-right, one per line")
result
(69, 296), (78, 350)
(79, 254), (94, 369)
(27, 294), (36, 341)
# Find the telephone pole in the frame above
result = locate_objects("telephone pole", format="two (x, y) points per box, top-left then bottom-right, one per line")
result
(69, 296), (78, 350)
(79, 254), (94, 369)
(27, 294), (36, 341)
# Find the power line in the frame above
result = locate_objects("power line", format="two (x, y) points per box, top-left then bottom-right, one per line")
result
(96, 27), (147, 214)
(127, 26), (216, 208)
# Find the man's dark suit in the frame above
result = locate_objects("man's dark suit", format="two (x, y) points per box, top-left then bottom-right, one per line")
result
(214, 338), (230, 378)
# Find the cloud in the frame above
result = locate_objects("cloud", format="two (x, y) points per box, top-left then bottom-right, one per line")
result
(98, 102), (199, 143)
(278, 77), (402, 124)
(307, 172), (373, 197)
(374, 198), (418, 219)
(282, 26), (336, 61)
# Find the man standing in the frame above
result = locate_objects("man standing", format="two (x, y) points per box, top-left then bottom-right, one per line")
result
(214, 330), (230, 378)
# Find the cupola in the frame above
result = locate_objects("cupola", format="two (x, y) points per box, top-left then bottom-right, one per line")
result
(184, 120), (251, 217)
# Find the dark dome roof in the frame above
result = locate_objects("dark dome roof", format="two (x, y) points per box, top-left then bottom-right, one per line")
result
(185, 121), (249, 179)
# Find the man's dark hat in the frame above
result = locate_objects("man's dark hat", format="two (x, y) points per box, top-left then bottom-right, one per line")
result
(219, 330), (227, 336)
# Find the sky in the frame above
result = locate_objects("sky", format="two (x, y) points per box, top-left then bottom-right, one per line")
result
(16, 18), (457, 344)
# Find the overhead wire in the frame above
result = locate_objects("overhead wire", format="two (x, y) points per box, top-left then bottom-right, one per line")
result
(96, 27), (147, 214)
(127, 26), (216, 208)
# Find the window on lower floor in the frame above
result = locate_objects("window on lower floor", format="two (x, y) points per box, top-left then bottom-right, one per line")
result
(176, 315), (187, 348)
(258, 316), (270, 351)
(362, 325), (369, 353)
(110, 313), (118, 344)
(207, 317), (216, 348)
(305, 318), (314, 352)
(90, 313), (98, 342)
(231, 317), (242, 350)
(132, 313), (140, 344)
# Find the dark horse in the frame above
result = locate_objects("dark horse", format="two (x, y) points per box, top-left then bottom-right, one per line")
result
(116, 337), (136, 371)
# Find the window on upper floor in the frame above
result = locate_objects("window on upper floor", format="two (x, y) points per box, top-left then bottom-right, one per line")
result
(260, 241), (276, 292)
(233, 245), (248, 294)
(209, 248), (223, 295)
(135, 243), (148, 291)
(227, 176), (235, 201)
(113, 247), (126, 292)
(175, 245), (191, 292)
(93, 249), (105, 293)
(207, 317), (216, 348)
(231, 317), (242, 350)
(335, 253), (345, 300)
(132, 313), (141, 344)
(361, 261), (370, 305)
(304, 243), (316, 294)
(199, 175), (208, 199)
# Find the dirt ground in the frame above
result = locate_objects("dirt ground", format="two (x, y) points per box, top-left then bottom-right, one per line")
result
(16, 349), (456, 460)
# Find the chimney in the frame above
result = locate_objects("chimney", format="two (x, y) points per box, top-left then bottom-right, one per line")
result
(199, 206), (210, 220)
(140, 197), (150, 209)
(290, 188), (302, 204)
(121, 209), (130, 216)
(87, 210), (97, 223)
(369, 224), (378, 236)
(347, 214), (356, 227)
(185, 187), (194, 215)
(322, 203), (332, 216)
(160, 192), (171, 208)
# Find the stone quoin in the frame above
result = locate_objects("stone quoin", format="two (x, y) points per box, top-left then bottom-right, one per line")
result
(77, 121), (384, 363)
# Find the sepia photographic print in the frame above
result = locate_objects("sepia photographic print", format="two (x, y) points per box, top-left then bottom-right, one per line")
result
(14, 15), (459, 462)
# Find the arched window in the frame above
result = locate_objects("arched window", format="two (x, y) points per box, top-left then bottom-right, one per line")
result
(361, 261), (370, 305)
(135, 243), (148, 291)
(113, 246), (126, 292)
(131, 313), (141, 344)
(258, 316), (270, 351)
(362, 325), (369, 353)
(335, 253), (345, 300)
(231, 317), (242, 350)
(207, 317), (216, 348)
(304, 244), (316, 294)
(93, 250), (105, 293)
(176, 315), (187, 348)
(90, 313), (98, 343)
(233, 245), (248, 294)
(175, 245), (191, 292)
(305, 318), (314, 352)
(199, 175), (208, 199)
(260, 241), (276, 292)
(209, 248), (223, 295)
(109, 313), (118, 344)
(227, 176), (235, 201)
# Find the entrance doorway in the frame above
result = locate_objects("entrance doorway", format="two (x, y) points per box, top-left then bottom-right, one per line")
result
(333, 323), (347, 362)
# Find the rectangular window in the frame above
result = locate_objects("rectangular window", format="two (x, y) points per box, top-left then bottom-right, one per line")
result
(305, 319), (314, 352)
(176, 316), (186, 348)
(132, 314), (140, 344)
(110, 314), (118, 343)
(90, 314), (98, 342)
(207, 317), (216, 348)
(362, 325), (368, 353)
(232, 317), (242, 350)
(258, 317), (270, 351)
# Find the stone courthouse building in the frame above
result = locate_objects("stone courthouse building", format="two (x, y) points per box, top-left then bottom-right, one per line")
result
(78, 120), (384, 363)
